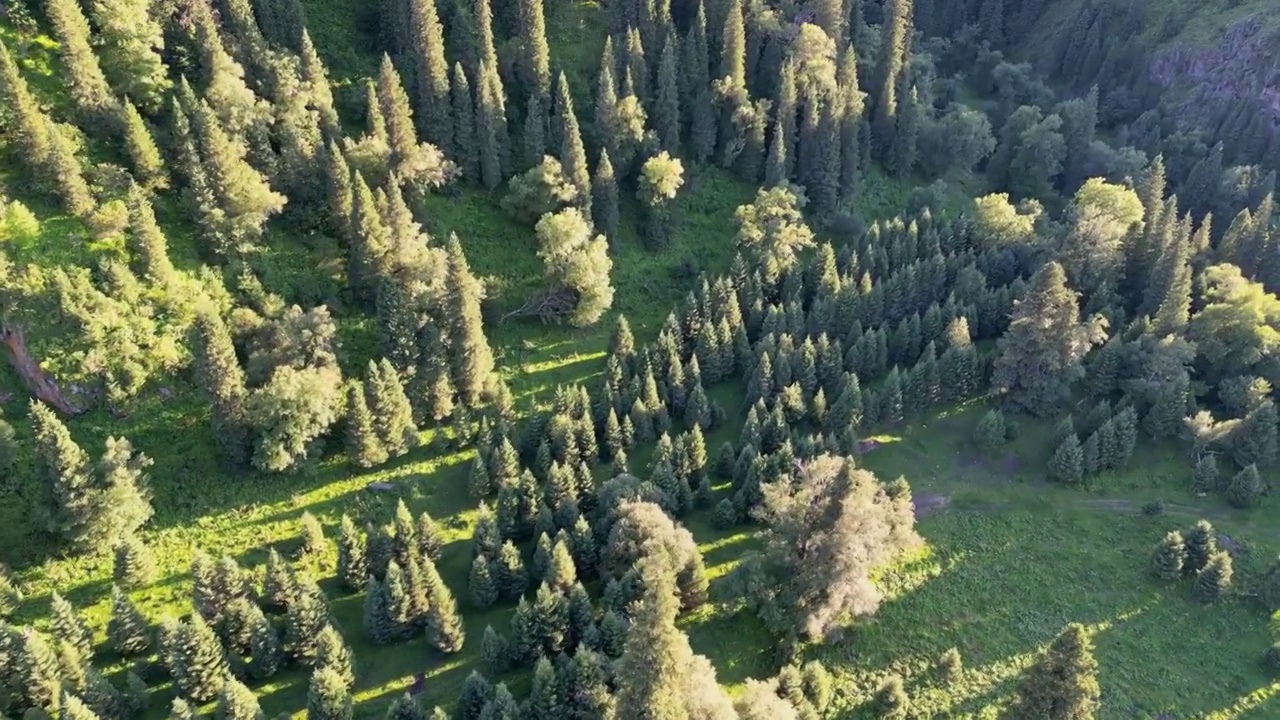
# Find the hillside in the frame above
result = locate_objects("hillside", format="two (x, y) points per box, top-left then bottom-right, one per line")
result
(0, 0), (1278, 718)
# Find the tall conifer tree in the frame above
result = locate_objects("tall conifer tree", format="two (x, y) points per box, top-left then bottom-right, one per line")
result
(46, 0), (116, 125)
(410, 0), (453, 151)
(193, 309), (253, 467)
(92, 0), (170, 112)
(654, 32), (681, 153)
(872, 0), (912, 160)
(452, 63), (480, 181)
(444, 235), (496, 406)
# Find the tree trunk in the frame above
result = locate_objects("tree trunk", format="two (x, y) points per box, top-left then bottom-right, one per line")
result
(0, 325), (83, 416)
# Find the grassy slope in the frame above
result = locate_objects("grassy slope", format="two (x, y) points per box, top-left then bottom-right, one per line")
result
(1, 0), (1278, 719)
(1022, 0), (1280, 58)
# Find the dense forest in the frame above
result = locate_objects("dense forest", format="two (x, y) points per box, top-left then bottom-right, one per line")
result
(0, 0), (1277, 717)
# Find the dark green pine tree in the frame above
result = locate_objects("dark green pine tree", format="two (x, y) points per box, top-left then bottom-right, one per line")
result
(362, 575), (395, 644)
(719, 0), (746, 87)
(125, 184), (175, 285)
(685, 2), (716, 164)
(324, 141), (355, 241)
(526, 656), (560, 720)
(42, 116), (95, 218)
(91, 0), (170, 112)
(475, 60), (510, 189)
(999, 623), (1099, 720)
(167, 614), (230, 703)
(872, 0), (911, 162)
(556, 73), (592, 217)
(30, 401), (95, 549)
(654, 31), (681, 154)
(1193, 550), (1233, 602)
(120, 102), (167, 191)
(378, 54), (422, 172)
(46, 0), (116, 126)
(1149, 531), (1185, 581)
(469, 555), (499, 608)
(216, 678), (263, 720)
(308, 667), (353, 720)
(1183, 520), (1217, 575)
(625, 28), (649, 106)
(595, 43), (620, 158)
(108, 585), (152, 655)
(346, 379), (388, 468)
(1148, 224), (1194, 337)
(1049, 433), (1084, 485)
(452, 63), (480, 181)
(50, 592), (94, 661)
(889, 82), (919, 178)
(517, 0), (552, 108)
(837, 47), (862, 200)
(284, 580), (331, 667)
(521, 90), (547, 171)
(809, 97), (842, 217)
(592, 149), (621, 242)
(300, 31), (342, 138)
(337, 515), (368, 591)
(376, 277), (418, 376)
(409, 0), (452, 152)
(444, 235), (496, 406)
(765, 115), (789, 187)
(0, 40), (52, 179)
(367, 359), (419, 457)
(421, 557), (466, 652)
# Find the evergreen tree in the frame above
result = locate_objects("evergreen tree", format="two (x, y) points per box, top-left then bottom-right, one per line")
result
(556, 74), (592, 217)
(284, 580), (331, 667)
(872, 0), (912, 160)
(1192, 453), (1219, 495)
(113, 534), (157, 588)
(367, 359), (420, 457)
(1049, 434), (1084, 485)
(592, 149), (621, 242)
(317, 620), (358, 686)
(517, 0), (552, 107)
(31, 401), (95, 549)
(1149, 531), (1185, 581)
(347, 380), (388, 468)
(685, 2), (716, 163)
(452, 63), (480, 181)
(526, 656), (560, 720)
(120, 102), (167, 191)
(43, 117), (95, 218)
(654, 32), (681, 153)
(216, 678), (263, 720)
(46, 0), (116, 124)
(338, 515), (368, 591)
(474, 60), (510, 189)
(443, 235), (496, 406)
(363, 576), (396, 644)
(470, 555), (499, 608)
(1226, 464), (1263, 509)
(91, 0), (169, 111)
(106, 585), (150, 656)
(166, 614), (230, 703)
(999, 624), (1100, 720)
(719, 0), (746, 87)
(993, 262), (1106, 417)
(308, 667), (353, 720)
(1183, 520), (1217, 575)
(0, 40), (52, 177)
(410, 0), (453, 151)
(300, 31), (341, 138)
(889, 83), (920, 178)
(1193, 551), (1233, 602)
(246, 604), (282, 680)
(50, 592), (94, 661)
(378, 55), (421, 172)
(422, 557), (466, 652)
(874, 675), (909, 717)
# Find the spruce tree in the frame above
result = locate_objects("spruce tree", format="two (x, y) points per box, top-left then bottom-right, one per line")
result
(46, 0), (116, 125)
(1192, 453), (1219, 495)
(719, 0), (746, 87)
(50, 592), (94, 661)
(421, 558), (466, 652)
(284, 580), (331, 667)
(108, 585), (151, 655)
(872, 0), (911, 160)
(120, 102), (167, 190)
(1193, 551), (1233, 602)
(300, 31), (342, 138)
(31, 401), (95, 550)
(452, 63), (479, 181)
(592, 149), (621, 242)
(1226, 464), (1263, 509)
(555, 74), (592, 217)
(167, 614), (230, 703)
(113, 534), (157, 588)
(367, 359), (420, 456)
(410, 0), (453, 151)
(363, 576), (396, 644)
(469, 555), (499, 608)
(378, 55), (421, 171)
(654, 32), (681, 154)
(348, 380), (389, 468)
(999, 624), (1099, 720)
(1049, 434), (1084, 485)
(1150, 531), (1185, 581)
(216, 678), (263, 720)
(1184, 520), (1217, 575)
(338, 515), (368, 591)
(43, 117), (95, 218)
(246, 605), (283, 680)
(526, 656), (560, 720)
(517, 0), (552, 107)
(308, 667), (353, 720)
(475, 60), (510, 189)
(889, 83), (919, 177)
(444, 235), (496, 406)
(0, 40), (52, 176)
